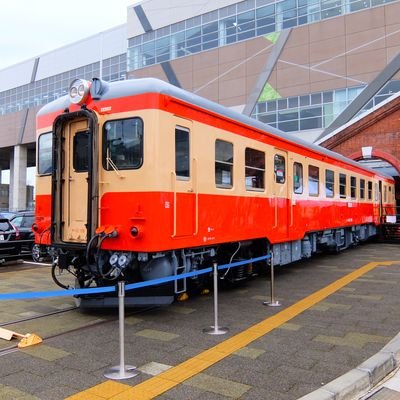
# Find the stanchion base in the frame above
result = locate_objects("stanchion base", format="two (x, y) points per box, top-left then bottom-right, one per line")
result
(203, 326), (229, 335)
(104, 365), (139, 380)
(263, 300), (281, 307)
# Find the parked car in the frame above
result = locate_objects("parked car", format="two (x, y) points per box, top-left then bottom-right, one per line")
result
(0, 214), (22, 262)
(10, 211), (35, 257)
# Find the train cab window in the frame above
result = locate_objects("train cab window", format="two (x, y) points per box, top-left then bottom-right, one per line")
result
(38, 132), (52, 175)
(73, 132), (89, 172)
(350, 176), (357, 199)
(103, 118), (143, 170)
(245, 148), (265, 190)
(274, 155), (286, 184)
(360, 179), (365, 200)
(308, 165), (319, 196)
(293, 162), (303, 194)
(215, 140), (233, 188)
(325, 169), (334, 198)
(339, 173), (347, 198)
(175, 127), (190, 179)
(368, 181), (373, 200)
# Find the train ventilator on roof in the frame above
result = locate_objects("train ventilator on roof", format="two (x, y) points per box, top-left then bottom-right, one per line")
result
(0, 327), (42, 348)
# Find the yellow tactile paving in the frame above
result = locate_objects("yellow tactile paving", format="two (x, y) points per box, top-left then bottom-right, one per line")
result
(67, 261), (400, 399)
(89, 381), (133, 398)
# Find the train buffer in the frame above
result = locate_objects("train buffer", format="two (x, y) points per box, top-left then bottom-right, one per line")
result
(0, 327), (42, 348)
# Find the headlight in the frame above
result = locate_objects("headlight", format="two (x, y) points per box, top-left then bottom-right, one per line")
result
(69, 79), (90, 105)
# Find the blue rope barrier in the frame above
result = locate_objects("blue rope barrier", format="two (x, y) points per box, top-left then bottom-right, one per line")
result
(0, 253), (270, 301)
(217, 254), (270, 271)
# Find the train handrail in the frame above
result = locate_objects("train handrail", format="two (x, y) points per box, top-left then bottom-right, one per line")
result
(193, 157), (199, 236)
(171, 171), (177, 238)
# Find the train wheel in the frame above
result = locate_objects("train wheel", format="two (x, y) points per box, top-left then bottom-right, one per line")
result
(31, 244), (42, 263)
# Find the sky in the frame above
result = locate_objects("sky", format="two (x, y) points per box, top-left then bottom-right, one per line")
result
(0, 0), (138, 70)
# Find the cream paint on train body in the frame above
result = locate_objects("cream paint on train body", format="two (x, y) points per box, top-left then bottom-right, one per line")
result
(36, 107), (394, 230)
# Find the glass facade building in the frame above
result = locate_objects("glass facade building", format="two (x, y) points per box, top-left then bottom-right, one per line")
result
(252, 80), (400, 132)
(0, 54), (126, 116)
(127, 0), (398, 71)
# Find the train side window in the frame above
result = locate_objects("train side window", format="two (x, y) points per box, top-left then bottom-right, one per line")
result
(175, 127), (190, 179)
(367, 181), (373, 200)
(308, 165), (319, 196)
(325, 169), (334, 198)
(103, 117), (143, 170)
(293, 162), (303, 194)
(339, 173), (347, 198)
(384, 185), (387, 203)
(245, 148), (265, 190)
(374, 182), (379, 202)
(350, 176), (357, 199)
(73, 131), (89, 172)
(38, 132), (52, 175)
(215, 139), (233, 188)
(274, 154), (286, 184)
(360, 179), (365, 200)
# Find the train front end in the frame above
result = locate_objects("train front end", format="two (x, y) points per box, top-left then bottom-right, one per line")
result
(35, 78), (178, 307)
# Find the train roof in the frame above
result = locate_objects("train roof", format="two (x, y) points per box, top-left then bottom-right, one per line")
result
(38, 77), (392, 180)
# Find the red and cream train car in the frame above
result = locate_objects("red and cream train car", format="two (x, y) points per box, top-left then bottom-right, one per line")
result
(35, 78), (395, 305)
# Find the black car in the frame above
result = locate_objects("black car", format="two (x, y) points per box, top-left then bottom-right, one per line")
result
(0, 214), (22, 262)
(10, 211), (35, 254)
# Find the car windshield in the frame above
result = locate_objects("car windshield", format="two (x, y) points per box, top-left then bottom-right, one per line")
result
(11, 215), (34, 228)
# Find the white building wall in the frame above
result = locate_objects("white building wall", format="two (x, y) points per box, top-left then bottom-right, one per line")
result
(36, 25), (127, 80)
(0, 60), (36, 92)
(0, 24), (127, 91)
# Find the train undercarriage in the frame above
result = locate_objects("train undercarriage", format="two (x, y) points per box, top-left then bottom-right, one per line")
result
(48, 223), (377, 308)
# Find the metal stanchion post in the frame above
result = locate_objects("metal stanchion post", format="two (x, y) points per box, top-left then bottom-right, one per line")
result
(203, 262), (228, 335)
(104, 281), (139, 380)
(263, 251), (281, 307)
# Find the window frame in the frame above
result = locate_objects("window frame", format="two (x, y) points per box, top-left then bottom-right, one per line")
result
(245, 147), (265, 191)
(360, 178), (365, 200)
(37, 132), (53, 176)
(175, 126), (190, 180)
(293, 162), (303, 194)
(215, 139), (234, 189)
(73, 131), (89, 173)
(308, 165), (320, 196)
(102, 117), (144, 171)
(350, 176), (357, 200)
(274, 154), (286, 184)
(325, 169), (334, 198)
(367, 181), (373, 200)
(339, 173), (347, 199)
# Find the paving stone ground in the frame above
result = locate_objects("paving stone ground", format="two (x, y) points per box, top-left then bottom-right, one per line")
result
(0, 242), (399, 399)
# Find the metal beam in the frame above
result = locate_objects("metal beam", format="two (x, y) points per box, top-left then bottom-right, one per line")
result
(134, 5), (153, 32)
(317, 52), (400, 141)
(161, 62), (181, 88)
(242, 29), (292, 116)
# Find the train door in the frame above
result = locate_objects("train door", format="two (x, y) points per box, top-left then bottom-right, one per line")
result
(52, 110), (98, 245)
(61, 120), (90, 243)
(272, 149), (289, 240)
(171, 117), (197, 237)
